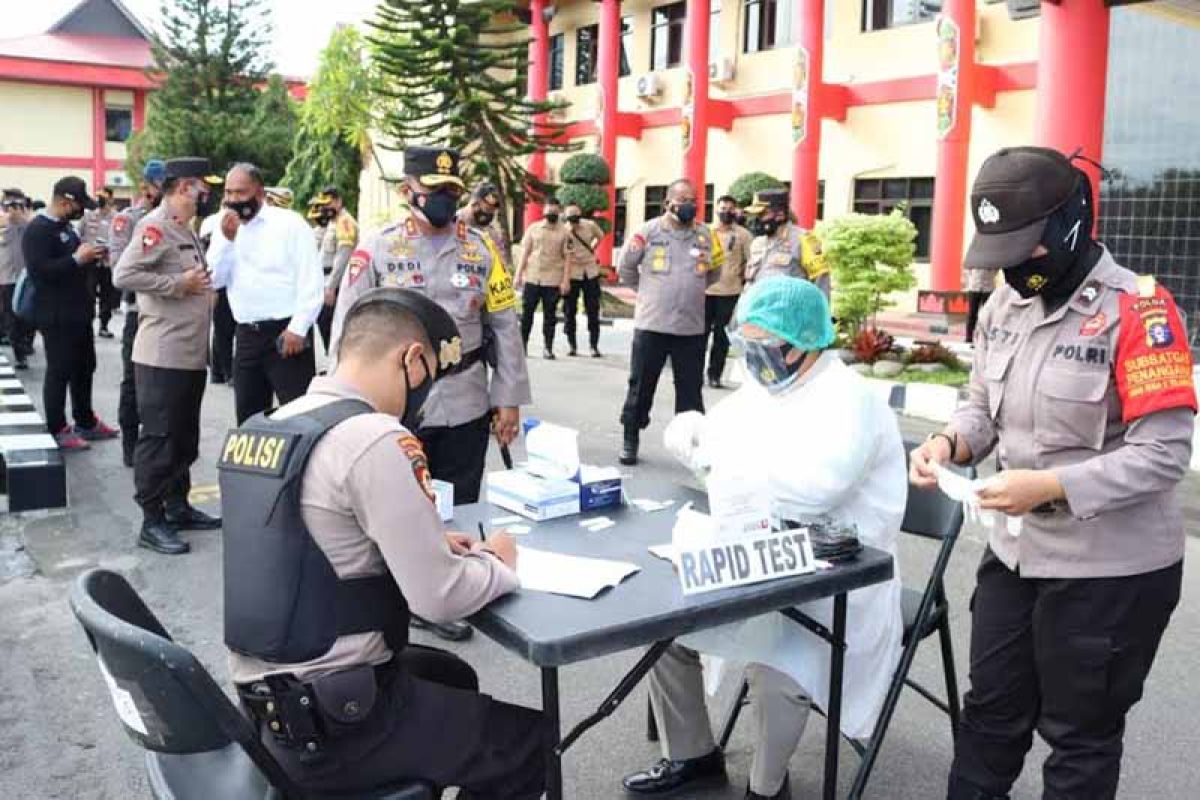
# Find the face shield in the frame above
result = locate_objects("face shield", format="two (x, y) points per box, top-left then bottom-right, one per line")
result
(728, 319), (806, 396)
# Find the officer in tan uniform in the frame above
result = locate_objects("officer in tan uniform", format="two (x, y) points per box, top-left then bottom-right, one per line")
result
(0, 190), (32, 368)
(617, 178), (725, 465)
(705, 194), (752, 388)
(561, 201), (606, 358)
(80, 187), (119, 338)
(223, 287), (544, 797)
(312, 187), (358, 355)
(458, 182), (513, 272)
(114, 158), (222, 556)
(328, 148), (529, 641)
(744, 189), (830, 297)
(515, 198), (570, 358)
(910, 147), (1196, 800)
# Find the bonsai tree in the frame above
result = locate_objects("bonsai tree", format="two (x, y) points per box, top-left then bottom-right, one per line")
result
(815, 208), (917, 335)
(555, 153), (613, 233)
(727, 171), (785, 208)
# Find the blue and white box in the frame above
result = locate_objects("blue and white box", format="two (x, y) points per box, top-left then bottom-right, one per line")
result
(523, 419), (624, 513)
(487, 469), (581, 521)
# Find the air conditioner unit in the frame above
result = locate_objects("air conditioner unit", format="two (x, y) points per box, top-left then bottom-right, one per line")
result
(708, 57), (735, 85)
(1005, 0), (1041, 20)
(635, 73), (662, 100)
(105, 171), (131, 188)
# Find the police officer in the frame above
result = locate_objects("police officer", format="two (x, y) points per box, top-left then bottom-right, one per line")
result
(516, 198), (570, 358)
(0, 189), (32, 369)
(705, 194), (752, 388)
(458, 182), (513, 272)
(743, 189), (830, 297)
(910, 147), (1196, 800)
(313, 186), (358, 355)
(222, 287), (544, 797)
(617, 178), (725, 466)
(114, 157), (222, 555)
(80, 187), (119, 338)
(110, 160), (166, 465)
(561, 201), (605, 358)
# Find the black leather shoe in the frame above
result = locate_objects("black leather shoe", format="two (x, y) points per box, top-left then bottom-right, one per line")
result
(623, 749), (726, 795)
(138, 521), (190, 555)
(746, 774), (791, 800)
(568, 348), (579, 357)
(543, 348), (556, 360)
(164, 506), (222, 530)
(946, 776), (1010, 800)
(14, 359), (28, 370)
(211, 372), (227, 385)
(619, 429), (639, 466)
(708, 377), (723, 389)
(591, 347), (603, 358)
(410, 615), (474, 642)
(98, 327), (114, 339)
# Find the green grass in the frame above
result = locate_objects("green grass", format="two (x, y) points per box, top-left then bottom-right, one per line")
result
(891, 368), (971, 387)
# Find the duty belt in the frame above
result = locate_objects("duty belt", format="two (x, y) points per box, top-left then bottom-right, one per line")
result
(1031, 500), (1070, 516)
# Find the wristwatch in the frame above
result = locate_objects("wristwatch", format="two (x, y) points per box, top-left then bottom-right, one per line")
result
(927, 431), (958, 461)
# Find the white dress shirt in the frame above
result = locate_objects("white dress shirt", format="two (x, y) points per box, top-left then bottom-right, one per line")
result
(208, 205), (323, 337)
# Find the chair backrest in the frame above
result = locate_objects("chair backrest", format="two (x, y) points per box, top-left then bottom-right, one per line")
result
(900, 440), (974, 542)
(69, 569), (300, 795)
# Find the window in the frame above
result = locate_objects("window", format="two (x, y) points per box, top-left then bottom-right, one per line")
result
(614, 188), (628, 247)
(651, 2), (687, 71)
(710, 6), (721, 59)
(105, 107), (133, 143)
(862, 0), (939, 33)
(744, 0), (795, 53)
(778, 180), (826, 221)
(549, 33), (565, 91)
(576, 25), (599, 86)
(853, 177), (935, 259)
(620, 16), (633, 77)
(645, 185), (669, 222)
(703, 183), (715, 224)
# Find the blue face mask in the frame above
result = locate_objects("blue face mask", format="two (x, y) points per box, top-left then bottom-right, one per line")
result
(733, 332), (806, 395)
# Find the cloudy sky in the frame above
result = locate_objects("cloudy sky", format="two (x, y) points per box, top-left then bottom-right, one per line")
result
(14, 0), (382, 78)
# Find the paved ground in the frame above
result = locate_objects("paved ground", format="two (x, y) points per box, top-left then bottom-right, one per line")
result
(2, 312), (1199, 800)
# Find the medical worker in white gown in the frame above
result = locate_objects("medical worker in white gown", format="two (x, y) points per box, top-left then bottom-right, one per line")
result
(621, 276), (906, 799)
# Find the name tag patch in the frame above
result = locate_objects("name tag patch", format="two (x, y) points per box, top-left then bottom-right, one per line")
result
(218, 430), (297, 476)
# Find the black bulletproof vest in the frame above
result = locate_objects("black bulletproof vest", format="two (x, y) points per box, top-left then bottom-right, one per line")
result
(219, 399), (409, 663)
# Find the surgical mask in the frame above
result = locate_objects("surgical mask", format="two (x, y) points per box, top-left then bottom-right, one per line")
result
(473, 210), (495, 227)
(672, 202), (697, 224)
(414, 189), (458, 229)
(566, 214), (581, 224)
(1002, 174), (1094, 301)
(545, 212), (560, 224)
(718, 211), (737, 225)
(225, 196), (262, 221)
(400, 352), (435, 431)
(733, 332), (806, 395)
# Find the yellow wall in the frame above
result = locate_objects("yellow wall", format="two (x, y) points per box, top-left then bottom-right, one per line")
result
(0, 81), (93, 159)
(0, 166), (74, 203)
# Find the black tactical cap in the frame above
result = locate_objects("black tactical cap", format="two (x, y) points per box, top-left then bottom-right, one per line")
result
(347, 287), (464, 379)
(404, 146), (466, 191)
(964, 146), (1080, 270)
(745, 188), (789, 215)
(53, 176), (96, 209)
(165, 157), (222, 185)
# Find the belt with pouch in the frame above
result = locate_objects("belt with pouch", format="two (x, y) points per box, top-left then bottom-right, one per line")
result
(237, 661), (394, 752)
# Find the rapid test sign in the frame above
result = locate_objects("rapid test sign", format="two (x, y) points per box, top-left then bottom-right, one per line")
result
(677, 527), (816, 596)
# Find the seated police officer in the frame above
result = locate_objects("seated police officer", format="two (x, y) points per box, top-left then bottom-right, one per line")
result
(219, 287), (545, 798)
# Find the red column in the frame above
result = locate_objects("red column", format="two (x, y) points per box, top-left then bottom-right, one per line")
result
(526, 0), (550, 228)
(597, 0), (621, 268)
(682, 0), (711, 212)
(133, 89), (146, 132)
(91, 87), (107, 192)
(929, 0), (976, 292)
(790, 0), (824, 229)
(1035, 0), (1110, 214)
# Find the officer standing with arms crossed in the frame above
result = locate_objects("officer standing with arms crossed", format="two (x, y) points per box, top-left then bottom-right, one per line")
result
(515, 197), (570, 358)
(114, 158), (222, 556)
(561, 201), (606, 358)
(110, 160), (166, 465)
(910, 147), (1195, 800)
(222, 287), (544, 797)
(705, 194), (752, 388)
(329, 146), (530, 642)
(617, 178), (724, 466)
(743, 189), (830, 297)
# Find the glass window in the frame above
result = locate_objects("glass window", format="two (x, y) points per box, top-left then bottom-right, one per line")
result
(105, 107), (133, 143)
(704, 183), (715, 224)
(651, 2), (687, 71)
(576, 25), (599, 86)
(776, 181), (826, 221)
(645, 185), (668, 222)
(744, 0), (795, 54)
(710, 6), (721, 59)
(620, 16), (633, 77)
(614, 188), (628, 247)
(862, 0), (939, 33)
(549, 33), (565, 91)
(853, 177), (935, 259)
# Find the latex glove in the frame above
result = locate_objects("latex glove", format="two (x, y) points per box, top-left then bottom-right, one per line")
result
(663, 411), (708, 473)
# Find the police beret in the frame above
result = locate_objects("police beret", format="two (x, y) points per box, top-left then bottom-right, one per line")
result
(404, 146), (466, 191)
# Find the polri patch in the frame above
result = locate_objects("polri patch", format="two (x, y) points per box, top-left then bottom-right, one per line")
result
(398, 434), (435, 502)
(141, 225), (162, 252)
(217, 429), (298, 476)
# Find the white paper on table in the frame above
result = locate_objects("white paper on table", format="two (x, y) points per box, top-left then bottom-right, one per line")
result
(648, 543), (677, 564)
(629, 498), (675, 513)
(491, 515), (523, 526)
(516, 546), (640, 599)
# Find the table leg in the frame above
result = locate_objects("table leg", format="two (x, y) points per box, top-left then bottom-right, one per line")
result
(823, 592), (848, 800)
(542, 666), (562, 800)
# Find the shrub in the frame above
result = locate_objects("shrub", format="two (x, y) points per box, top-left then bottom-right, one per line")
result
(727, 172), (785, 208)
(851, 327), (895, 365)
(556, 183), (609, 216)
(558, 153), (611, 185)
(815, 209), (917, 335)
(905, 342), (962, 369)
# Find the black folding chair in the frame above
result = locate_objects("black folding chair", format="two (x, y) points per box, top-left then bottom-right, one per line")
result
(69, 568), (434, 800)
(666, 441), (972, 799)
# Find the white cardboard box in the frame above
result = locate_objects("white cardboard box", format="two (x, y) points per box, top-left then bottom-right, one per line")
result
(432, 479), (454, 522)
(487, 469), (581, 521)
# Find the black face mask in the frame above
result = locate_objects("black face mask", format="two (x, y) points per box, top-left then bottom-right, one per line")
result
(225, 196), (262, 221)
(401, 353), (435, 432)
(473, 210), (495, 227)
(65, 203), (85, 222)
(97, 197), (108, 209)
(318, 211), (335, 225)
(718, 211), (737, 225)
(545, 212), (560, 224)
(672, 202), (697, 224)
(1002, 174), (1094, 302)
(566, 214), (581, 224)
(751, 217), (782, 237)
(414, 189), (458, 229)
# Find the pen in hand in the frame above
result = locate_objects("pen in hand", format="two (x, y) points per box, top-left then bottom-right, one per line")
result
(478, 522), (487, 543)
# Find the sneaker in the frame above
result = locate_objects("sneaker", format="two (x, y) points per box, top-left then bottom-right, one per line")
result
(54, 427), (91, 451)
(75, 419), (119, 441)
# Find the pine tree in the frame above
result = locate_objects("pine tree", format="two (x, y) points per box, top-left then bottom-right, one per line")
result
(283, 25), (374, 215)
(129, 0), (295, 182)
(368, 0), (571, 240)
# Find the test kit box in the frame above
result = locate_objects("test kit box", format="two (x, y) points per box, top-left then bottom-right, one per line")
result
(432, 479), (454, 522)
(487, 469), (581, 521)
(523, 419), (624, 513)
(577, 465), (623, 512)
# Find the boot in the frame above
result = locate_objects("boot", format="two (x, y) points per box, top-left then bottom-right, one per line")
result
(746, 775), (791, 800)
(164, 504), (222, 531)
(138, 519), (190, 555)
(946, 776), (1010, 800)
(619, 428), (639, 466)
